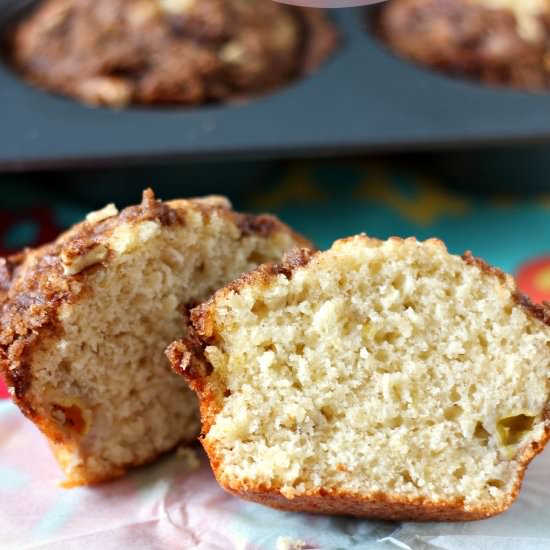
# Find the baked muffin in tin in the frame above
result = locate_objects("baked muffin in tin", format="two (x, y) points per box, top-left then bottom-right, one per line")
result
(379, 0), (550, 91)
(10, 0), (337, 107)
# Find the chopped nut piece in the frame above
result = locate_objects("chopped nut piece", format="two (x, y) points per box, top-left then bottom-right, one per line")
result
(77, 77), (133, 108)
(159, 0), (196, 14)
(62, 244), (108, 275)
(191, 196), (233, 209)
(219, 41), (247, 64)
(86, 203), (119, 225)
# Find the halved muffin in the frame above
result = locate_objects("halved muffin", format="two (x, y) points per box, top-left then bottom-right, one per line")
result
(0, 189), (310, 486)
(169, 235), (550, 520)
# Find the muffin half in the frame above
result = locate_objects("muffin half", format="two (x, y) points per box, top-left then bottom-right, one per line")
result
(0, 189), (310, 485)
(168, 235), (550, 520)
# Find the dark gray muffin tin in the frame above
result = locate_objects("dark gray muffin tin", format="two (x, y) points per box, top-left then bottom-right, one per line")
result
(1, 2), (550, 171)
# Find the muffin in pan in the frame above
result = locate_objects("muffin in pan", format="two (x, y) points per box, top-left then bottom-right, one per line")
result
(10, 0), (337, 107)
(379, 0), (550, 91)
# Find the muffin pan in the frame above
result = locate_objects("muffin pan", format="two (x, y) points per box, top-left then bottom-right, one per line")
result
(1, 2), (550, 171)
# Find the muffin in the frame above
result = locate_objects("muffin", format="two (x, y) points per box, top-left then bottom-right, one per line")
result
(10, 0), (337, 107)
(168, 236), (550, 521)
(379, 0), (550, 91)
(0, 189), (310, 486)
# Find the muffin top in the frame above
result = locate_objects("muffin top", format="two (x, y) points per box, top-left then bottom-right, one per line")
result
(379, 0), (550, 91)
(11, 0), (336, 107)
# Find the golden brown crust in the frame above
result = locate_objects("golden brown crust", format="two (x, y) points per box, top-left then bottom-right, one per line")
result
(0, 188), (311, 484)
(462, 250), (550, 325)
(462, 250), (509, 285)
(168, 235), (550, 520)
(55, 433), (199, 488)
(0, 253), (26, 297)
(513, 292), (550, 325)
(224, 488), (495, 521)
(166, 335), (222, 438)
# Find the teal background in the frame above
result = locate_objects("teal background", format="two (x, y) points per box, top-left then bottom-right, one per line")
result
(2, 160), (550, 275)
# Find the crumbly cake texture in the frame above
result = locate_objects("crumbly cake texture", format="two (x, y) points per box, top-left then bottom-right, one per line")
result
(379, 0), (550, 91)
(10, 0), (337, 107)
(168, 236), (550, 521)
(0, 189), (310, 486)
